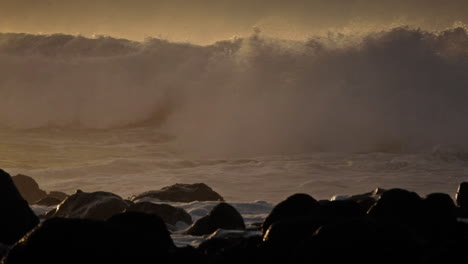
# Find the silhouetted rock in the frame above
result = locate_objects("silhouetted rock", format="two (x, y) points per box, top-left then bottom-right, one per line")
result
(319, 199), (366, 223)
(185, 203), (245, 236)
(198, 230), (261, 264)
(260, 218), (322, 263)
(456, 182), (468, 211)
(126, 202), (192, 225)
(0, 169), (39, 245)
(292, 219), (421, 264)
(107, 212), (176, 253)
(367, 188), (423, 227)
(130, 183), (224, 203)
(3, 215), (175, 264)
(11, 174), (47, 204)
(346, 188), (386, 211)
(262, 193), (320, 235)
(35, 196), (62, 206)
(46, 190), (130, 220)
(421, 193), (457, 242)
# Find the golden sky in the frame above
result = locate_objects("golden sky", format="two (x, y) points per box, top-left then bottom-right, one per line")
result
(1, 0), (468, 43)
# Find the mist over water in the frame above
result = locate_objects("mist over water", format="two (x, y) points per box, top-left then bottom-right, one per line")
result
(1, 26), (468, 156)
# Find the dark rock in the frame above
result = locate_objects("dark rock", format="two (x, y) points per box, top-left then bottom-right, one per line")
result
(198, 230), (261, 264)
(107, 212), (176, 253)
(420, 193), (457, 242)
(48, 191), (69, 202)
(130, 183), (224, 203)
(262, 193), (320, 235)
(3, 216), (175, 264)
(34, 196), (62, 206)
(11, 174), (47, 204)
(46, 190), (130, 220)
(292, 219), (421, 264)
(261, 218), (322, 262)
(185, 203), (245, 236)
(347, 188), (386, 211)
(0, 169), (39, 245)
(456, 182), (468, 208)
(367, 188), (423, 227)
(318, 199), (366, 223)
(126, 202), (192, 225)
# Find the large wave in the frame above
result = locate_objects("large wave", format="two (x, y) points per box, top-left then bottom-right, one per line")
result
(1, 27), (468, 155)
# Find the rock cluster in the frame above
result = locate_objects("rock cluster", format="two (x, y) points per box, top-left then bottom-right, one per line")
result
(2, 168), (468, 264)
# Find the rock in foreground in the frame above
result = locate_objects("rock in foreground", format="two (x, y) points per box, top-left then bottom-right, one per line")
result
(131, 183), (224, 203)
(0, 170), (39, 245)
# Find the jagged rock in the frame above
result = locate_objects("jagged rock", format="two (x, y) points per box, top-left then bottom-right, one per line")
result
(185, 203), (245, 236)
(11, 174), (47, 204)
(262, 193), (320, 235)
(0, 169), (39, 245)
(130, 183), (224, 203)
(46, 190), (130, 220)
(126, 202), (192, 225)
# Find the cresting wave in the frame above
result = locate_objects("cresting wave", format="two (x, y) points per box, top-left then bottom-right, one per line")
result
(1, 26), (468, 155)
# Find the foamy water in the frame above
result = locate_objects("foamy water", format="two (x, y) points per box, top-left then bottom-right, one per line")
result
(2, 127), (467, 204)
(1, 27), (468, 204)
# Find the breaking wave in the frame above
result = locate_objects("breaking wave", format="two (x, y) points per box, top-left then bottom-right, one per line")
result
(1, 26), (468, 155)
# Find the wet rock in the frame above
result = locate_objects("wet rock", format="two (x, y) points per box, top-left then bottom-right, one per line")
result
(185, 203), (245, 236)
(35, 196), (62, 206)
(0, 169), (39, 245)
(11, 174), (47, 204)
(46, 190), (130, 220)
(130, 183), (224, 203)
(3, 215), (175, 264)
(126, 202), (192, 225)
(262, 193), (320, 235)
(346, 188), (386, 211)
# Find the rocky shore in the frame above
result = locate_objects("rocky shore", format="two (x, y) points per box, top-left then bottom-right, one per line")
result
(1, 168), (468, 263)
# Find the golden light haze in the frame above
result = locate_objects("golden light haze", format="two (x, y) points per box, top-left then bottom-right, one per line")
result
(1, 0), (468, 43)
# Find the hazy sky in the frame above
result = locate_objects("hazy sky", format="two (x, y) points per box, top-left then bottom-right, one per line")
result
(1, 0), (468, 43)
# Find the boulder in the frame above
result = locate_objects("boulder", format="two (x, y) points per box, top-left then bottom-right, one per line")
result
(185, 203), (245, 236)
(262, 193), (320, 235)
(46, 190), (130, 220)
(11, 174), (47, 204)
(3, 215), (175, 264)
(130, 183), (224, 203)
(367, 188), (422, 227)
(125, 202), (192, 225)
(0, 169), (39, 245)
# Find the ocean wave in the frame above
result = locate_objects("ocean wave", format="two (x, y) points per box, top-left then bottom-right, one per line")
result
(1, 26), (468, 154)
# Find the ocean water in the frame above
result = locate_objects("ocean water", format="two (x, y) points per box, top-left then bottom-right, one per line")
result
(1, 26), (468, 205)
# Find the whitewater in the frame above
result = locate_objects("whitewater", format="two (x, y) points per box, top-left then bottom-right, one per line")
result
(1, 26), (468, 206)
